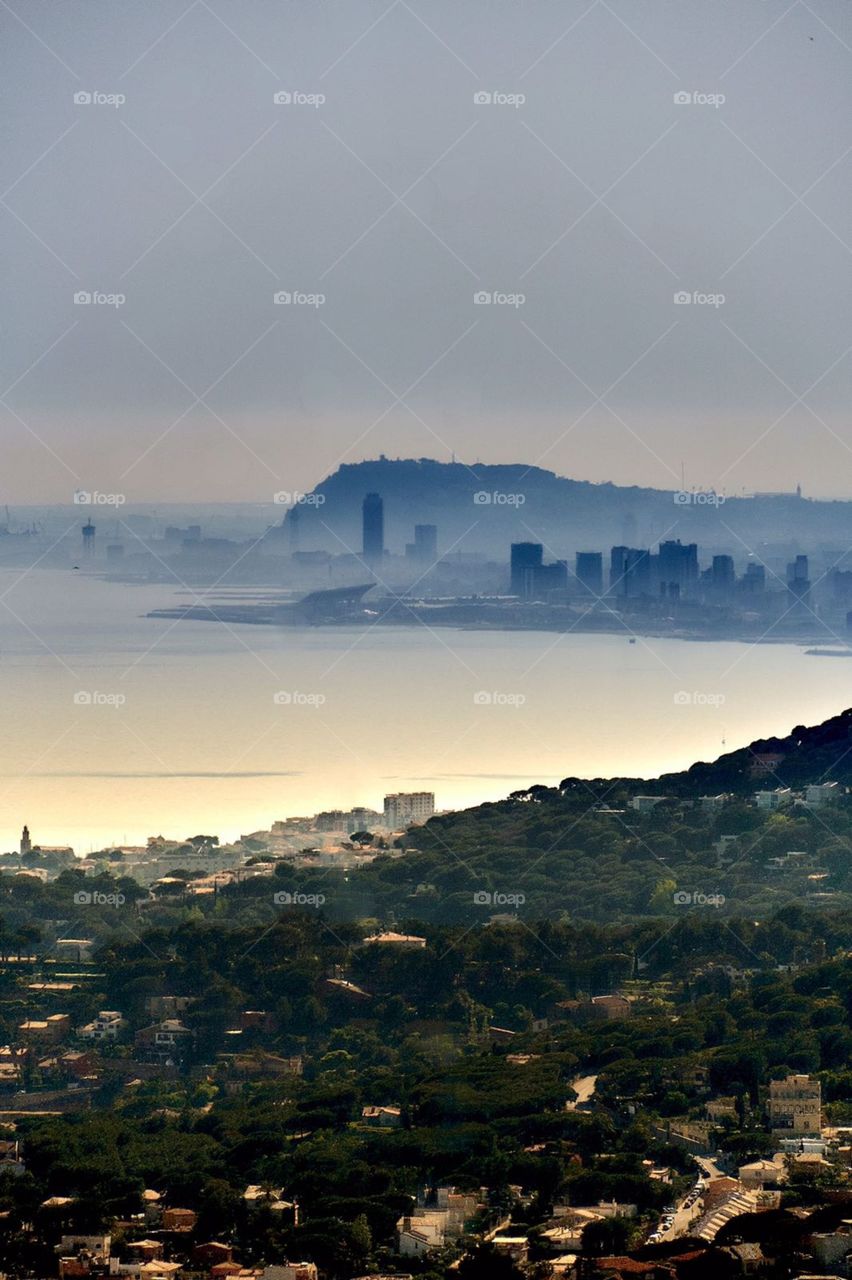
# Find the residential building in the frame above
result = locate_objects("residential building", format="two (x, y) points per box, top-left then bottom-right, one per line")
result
(79, 1010), (124, 1041)
(768, 1074), (822, 1136)
(383, 792), (434, 827)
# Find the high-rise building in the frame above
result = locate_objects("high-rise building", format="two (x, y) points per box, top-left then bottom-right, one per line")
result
(510, 543), (543, 598)
(362, 493), (384, 569)
(20, 826), (31, 857)
(406, 523), (438, 565)
(610, 546), (651, 597)
(658, 540), (698, 600)
(383, 792), (435, 828)
(742, 563), (766, 594)
(768, 1074), (821, 1136)
(787, 555), (810, 610)
(82, 521), (96, 556)
(575, 551), (603, 596)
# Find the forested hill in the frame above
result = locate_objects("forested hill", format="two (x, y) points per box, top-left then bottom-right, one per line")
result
(553, 704), (852, 801)
(336, 706), (852, 924)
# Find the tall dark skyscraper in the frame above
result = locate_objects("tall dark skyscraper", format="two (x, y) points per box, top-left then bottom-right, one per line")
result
(575, 551), (603, 596)
(510, 543), (543, 598)
(362, 493), (384, 568)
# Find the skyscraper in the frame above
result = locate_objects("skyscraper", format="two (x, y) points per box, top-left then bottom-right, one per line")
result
(362, 493), (384, 569)
(575, 551), (603, 596)
(510, 543), (543, 598)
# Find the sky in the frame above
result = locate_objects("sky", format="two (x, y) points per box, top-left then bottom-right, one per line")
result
(3, 0), (852, 504)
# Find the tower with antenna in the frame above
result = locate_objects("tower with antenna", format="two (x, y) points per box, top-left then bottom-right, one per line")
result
(82, 520), (96, 556)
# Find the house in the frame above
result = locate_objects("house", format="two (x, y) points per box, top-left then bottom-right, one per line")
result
(79, 1010), (125, 1040)
(754, 788), (792, 811)
(193, 1243), (233, 1266)
(161, 1207), (197, 1231)
(134, 1020), (194, 1065)
(19, 1013), (71, 1043)
(629, 795), (668, 813)
(590, 995), (631, 1020)
(361, 1105), (402, 1128)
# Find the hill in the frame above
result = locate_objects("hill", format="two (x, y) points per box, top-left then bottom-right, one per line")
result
(282, 456), (852, 559)
(321, 706), (852, 925)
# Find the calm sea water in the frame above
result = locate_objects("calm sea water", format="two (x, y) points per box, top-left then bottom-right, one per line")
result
(0, 569), (849, 851)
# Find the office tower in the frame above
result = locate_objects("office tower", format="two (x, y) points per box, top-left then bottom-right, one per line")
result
(709, 554), (735, 601)
(658, 539), (698, 599)
(535, 560), (569, 594)
(610, 546), (651, 597)
(406, 523), (438, 565)
(742, 563), (766, 594)
(510, 543), (543, 598)
(787, 554), (810, 609)
(82, 521), (96, 556)
(362, 493), (384, 569)
(575, 551), (603, 596)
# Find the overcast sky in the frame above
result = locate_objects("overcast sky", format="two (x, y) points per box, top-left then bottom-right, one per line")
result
(3, 0), (851, 503)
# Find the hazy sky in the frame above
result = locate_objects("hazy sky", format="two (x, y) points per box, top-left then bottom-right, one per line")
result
(3, 0), (852, 503)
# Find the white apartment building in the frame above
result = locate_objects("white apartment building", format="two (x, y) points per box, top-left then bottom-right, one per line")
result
(383, 792), (435, 827)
